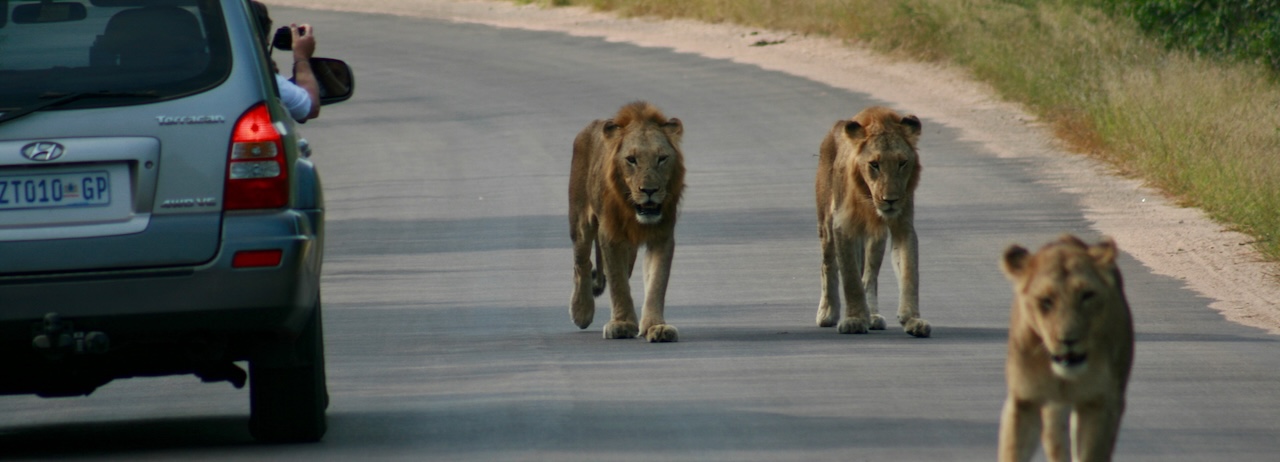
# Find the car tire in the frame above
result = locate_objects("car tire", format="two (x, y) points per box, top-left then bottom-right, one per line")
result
(248, 297), (328, 443)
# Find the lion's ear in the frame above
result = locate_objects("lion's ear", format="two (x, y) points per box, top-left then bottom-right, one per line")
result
(901, 115), (922, 145)
(839, 120), (865, 142)
(663, 117), (683, 139)
(1089, 236), (1118, 269)
(601, 119), (620, 138)
(1001, 244), (1030, 281)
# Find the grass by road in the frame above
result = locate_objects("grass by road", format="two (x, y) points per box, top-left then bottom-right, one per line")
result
(519, 0), (1280, 262)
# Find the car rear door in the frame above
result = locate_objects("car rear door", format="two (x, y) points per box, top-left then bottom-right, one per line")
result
(0, 0), (255, 276)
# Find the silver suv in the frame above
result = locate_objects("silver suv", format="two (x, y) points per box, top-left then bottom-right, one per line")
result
(0, 0), (352, 443)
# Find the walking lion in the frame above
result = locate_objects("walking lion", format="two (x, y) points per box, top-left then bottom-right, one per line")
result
(814, 106), (931, 337)
(998, 235), (1134, 462)
(568, 101), (684, 342)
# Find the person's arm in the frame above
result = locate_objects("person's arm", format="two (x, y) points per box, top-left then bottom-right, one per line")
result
(290, 23), (320, 120)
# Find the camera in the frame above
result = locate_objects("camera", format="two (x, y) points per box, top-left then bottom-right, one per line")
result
(271, 25), (305, 50)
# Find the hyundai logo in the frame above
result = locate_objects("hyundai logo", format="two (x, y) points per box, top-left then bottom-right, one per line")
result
(20, 142), (65, 162)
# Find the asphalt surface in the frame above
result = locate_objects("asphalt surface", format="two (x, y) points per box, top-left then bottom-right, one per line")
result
(2, 6), (1279, 461)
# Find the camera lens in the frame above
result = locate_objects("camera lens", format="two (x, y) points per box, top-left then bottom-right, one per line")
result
(272, 26), (292, 50)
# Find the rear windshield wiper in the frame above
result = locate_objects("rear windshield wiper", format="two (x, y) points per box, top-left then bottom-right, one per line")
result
(0, 90), (160, 125)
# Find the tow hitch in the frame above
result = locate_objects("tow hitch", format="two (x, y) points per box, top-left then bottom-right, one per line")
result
(31, 312), (110, 360)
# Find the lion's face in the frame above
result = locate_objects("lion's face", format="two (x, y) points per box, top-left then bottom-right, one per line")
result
(857, 135), (918, 218)
(1001, 236), (1121, 380)
(838, 113), (921, 219)
(611, 120), (683, 225)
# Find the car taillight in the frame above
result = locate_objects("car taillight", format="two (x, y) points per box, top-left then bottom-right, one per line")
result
(225, 103), (287, 210)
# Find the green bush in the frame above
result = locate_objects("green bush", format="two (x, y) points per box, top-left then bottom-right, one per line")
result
(1095, 0), (1280, 72)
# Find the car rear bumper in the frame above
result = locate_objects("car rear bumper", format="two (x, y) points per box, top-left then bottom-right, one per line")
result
(0, 209), (322, 343)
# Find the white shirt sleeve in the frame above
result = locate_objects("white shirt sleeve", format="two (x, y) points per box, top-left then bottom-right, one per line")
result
(275, 74), (312, 122)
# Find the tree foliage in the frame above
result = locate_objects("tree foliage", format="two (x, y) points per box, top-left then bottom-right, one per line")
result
(1094, 0), (1280, 72)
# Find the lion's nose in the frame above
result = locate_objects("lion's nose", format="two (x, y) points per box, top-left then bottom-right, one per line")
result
(882, 198), (898, 206)
(640, 188), (659, 198)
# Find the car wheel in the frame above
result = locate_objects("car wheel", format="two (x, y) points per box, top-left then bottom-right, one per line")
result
(249, 297), (328, 443)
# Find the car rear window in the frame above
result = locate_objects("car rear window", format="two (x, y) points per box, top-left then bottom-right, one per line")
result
(0, 0), (231, 111)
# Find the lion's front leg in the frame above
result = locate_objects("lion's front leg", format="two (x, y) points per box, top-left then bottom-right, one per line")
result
(890, 224), (930, 337)
(1071, 399), (1124, 462)
(833, 228), (871, 334)
(570, 219), (597, 329)
(639, 238), (678, 343)
(1040, 403), (1071, 462)
(599, 239), (639, 339)
(816, 217), (841, 327)
(998, 397), (1043, 462)
(863, 233), (888, 330)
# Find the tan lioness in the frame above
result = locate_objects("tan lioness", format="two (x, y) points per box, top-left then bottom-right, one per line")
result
(814, 106), (930, 337)
(998, 235), (1135, 462)
(568, 101), (684, 342)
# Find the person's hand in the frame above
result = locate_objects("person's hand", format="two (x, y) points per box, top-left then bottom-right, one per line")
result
(291, 23), (315, 61)
(288, 23), (321, 121)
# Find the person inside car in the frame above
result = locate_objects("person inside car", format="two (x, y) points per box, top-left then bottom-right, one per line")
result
(249, 0), (320, 122)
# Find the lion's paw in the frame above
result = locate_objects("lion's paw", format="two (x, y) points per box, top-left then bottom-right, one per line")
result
(816, 307), (839, 328)
(837, 317), (869, 334)
(903, 318), (931, 338)
(870, 314), (887, 330)
(570, 295), (594, 329)
(603, 321), (639, 339)
(644, 324), (679, 343)
(571, 307), (593, 330)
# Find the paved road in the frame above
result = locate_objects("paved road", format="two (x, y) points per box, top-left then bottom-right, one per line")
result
(2, 6), (1279, 461)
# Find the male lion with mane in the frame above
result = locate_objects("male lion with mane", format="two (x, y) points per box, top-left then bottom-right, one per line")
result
(568, 101), (684, 342)
(998, 235), (1134, 462)
(814, 106), (930, 337)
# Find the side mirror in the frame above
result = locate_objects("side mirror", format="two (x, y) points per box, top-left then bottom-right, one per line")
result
(311, 57), (353, 106)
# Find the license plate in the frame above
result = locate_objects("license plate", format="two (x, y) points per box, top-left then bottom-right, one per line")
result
(0, 170), (111, 211)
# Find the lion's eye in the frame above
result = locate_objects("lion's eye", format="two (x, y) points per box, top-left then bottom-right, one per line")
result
(1038, 297), (1054, 314)
(869, 161), (880, 170)
(658, 156), (668, 165)
(1081, 291), (1096, 302)
(899, 160), (909, 170)
(625, 156), (637, 166)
